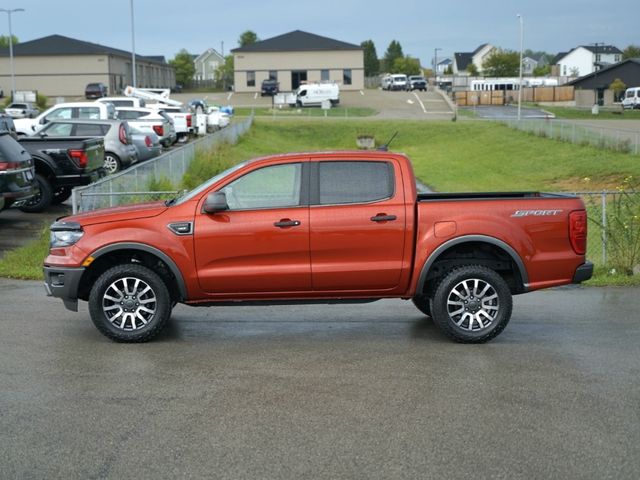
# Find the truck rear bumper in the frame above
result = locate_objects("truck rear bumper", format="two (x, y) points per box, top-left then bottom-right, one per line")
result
(43, 265), (85, 312)
(572, 261), (594, 284)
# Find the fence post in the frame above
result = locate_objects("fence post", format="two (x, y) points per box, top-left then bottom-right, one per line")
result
(572, 124), (576, 143)
(72, 188), (78, 215)
(601, 191), (607, 266)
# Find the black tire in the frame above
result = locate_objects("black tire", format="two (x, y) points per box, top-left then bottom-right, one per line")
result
(20, 174), (53, 213)
(412, 295), (432, 317)
(103, 153), (121, 174)
(431, 265), (512, 343)
(52, 186), (72, 204)
(88, 264), (172, 343)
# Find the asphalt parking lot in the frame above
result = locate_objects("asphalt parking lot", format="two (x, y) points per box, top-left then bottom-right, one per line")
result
(1, 280), (638, 479)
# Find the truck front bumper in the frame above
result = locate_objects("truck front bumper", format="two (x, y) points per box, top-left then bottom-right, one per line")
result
(572, 261), (594, 284)
(43, 266), (85, 312)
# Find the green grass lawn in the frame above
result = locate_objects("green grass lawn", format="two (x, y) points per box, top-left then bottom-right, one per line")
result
(2, 118), (639, 285)
(527, 104), (640, 120)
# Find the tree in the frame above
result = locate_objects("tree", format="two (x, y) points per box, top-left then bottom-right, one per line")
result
(169, 49), (195, 87)
(444, 65), (453, 75)
(622, 45), (640, 60)
(215, 55), (235, 90)
(361, 40), (380, 77)
(392, 56), (421, 75)
(382, 40), (403, 72)
(0, 35), (18, 48)
(610, 78), (627, 102)
(466, 63), (479, 76)
(482, 49), (520, 77)
(533, 65), (551, 76)
(238, 30), (258, 47)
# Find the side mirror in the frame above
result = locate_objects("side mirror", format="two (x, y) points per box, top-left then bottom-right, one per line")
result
(203, 191), (229, 213)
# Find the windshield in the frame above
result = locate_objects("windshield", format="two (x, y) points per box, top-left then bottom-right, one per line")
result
(172, 161), (249, 206)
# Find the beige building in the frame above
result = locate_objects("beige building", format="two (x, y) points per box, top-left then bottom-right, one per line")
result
(232, 30), (364, 93)
(0, 35), (175, 98)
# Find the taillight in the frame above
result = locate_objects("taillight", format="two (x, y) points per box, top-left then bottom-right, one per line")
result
(569, 210), (587, 255)
(186, 114), (192, 128)
(68, 149), (88, 168)
(153, 125), (164, 136)
(144, 135), (152, 148)
(0, 161), (22, 171)
(119, 124), (128, 145)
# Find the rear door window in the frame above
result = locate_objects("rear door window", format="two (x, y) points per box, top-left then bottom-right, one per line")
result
(317, 161), (394, 205)
(75, 123), (107, 136)
(42, 123), (73, 136)
(77, 107), (101, 119)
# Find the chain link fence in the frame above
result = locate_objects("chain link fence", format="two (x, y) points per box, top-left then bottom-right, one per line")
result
(71, 116), (253, 213)
(576, 191), (640, 270)
(505, 119), (640, 155)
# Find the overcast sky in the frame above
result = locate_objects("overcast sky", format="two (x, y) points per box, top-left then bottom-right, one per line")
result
(3, 0), (637, 65)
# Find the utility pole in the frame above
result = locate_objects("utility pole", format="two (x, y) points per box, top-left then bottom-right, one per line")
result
(0, 8), (25, 99)
(434, 47), (442, 84)
(130, 0), (137, 88)
(592, 42), (604, 107)
(517, 14), (524, 121)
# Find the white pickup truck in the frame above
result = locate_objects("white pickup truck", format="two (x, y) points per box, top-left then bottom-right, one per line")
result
(14, 102), (116, 136)
(147, 104), (192, 142)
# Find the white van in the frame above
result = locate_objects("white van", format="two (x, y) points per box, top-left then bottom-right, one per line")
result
(622, 87), (640, 109)
(294, 82), (340, 107)
(389, 74), (408, 91)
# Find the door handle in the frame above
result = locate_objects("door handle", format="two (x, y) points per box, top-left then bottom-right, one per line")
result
(274, 219), (301, 228)
(371, 214), (397, 222)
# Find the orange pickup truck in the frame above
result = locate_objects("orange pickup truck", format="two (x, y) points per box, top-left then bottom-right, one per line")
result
(44, 151), (592, 343)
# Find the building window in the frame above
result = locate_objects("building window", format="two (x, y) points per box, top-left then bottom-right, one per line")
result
(614, 54), (621, 62)
(595, 54), (602, 62)
(321, 69), (330, 81)
(343, 69), (352, 85)
(247, 71), (255, 87)
(269, 70), (277, 80)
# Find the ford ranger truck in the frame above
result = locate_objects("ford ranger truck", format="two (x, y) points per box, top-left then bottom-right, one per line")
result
(43, 151), (593, 343)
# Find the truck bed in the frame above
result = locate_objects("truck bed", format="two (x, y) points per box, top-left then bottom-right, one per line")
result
(417, 191), (574, 202)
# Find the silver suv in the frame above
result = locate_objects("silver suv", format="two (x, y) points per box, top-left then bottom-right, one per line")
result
(35, 119), (138, 174)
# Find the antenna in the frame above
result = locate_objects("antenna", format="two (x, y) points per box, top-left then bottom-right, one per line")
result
(377, 131), (399, 151)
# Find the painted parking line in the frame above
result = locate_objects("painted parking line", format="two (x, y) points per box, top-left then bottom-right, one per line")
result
(360, 90), (364, 96)
(227, 92), (233, 101)
(413, 92), (427, 113)
(253, 92), (258, 99)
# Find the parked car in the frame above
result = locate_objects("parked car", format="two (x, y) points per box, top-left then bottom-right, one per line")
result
(622, 87), (640, 109)
(36, 119), (138, 175)
(407, 76), (427, 92)
(0, 129), (36, 212)
(43, 151), (592, 343)
(388, 74), (408, 91)
(129, 126), (162, 162)
(4, 102), (40, 119)
(18, 135), (104, 212)
(147, 104), (192, 142)
(0, 113), (18, 139)
(205, 106), (230, 132)
(85, 83), (108, 99)
(14, 102), (117, 136)
(292, 82), (340, 107)
(115, 107), (176, 148)
(261, 79), (279, 96)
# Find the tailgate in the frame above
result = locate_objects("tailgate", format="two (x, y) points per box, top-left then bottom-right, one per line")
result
(81, 138), (105, 171)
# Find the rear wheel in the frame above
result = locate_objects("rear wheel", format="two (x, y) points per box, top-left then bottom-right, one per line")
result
(103, 153), (121, 174)
(88, 264), (172, 342)
(52, 186), (72, 204)
(20, 174), (53, 213)
(431, 265), (512, 343)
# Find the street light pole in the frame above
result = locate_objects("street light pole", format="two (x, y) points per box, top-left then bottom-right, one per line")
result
(0, 8), (25, 99)
(434, 47), (442, 84)
(130, 0), (137, 88)
(517, 14), (524, 121)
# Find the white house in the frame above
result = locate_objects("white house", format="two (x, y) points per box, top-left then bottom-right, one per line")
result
(555, 45), (622, 78)
(193, 48), (224, 82)
(453, 44), (495, 75)
(434, 57), (452, 75)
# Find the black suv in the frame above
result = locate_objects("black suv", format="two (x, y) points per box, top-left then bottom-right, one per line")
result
(85, 82), (108, 99)
(261, 79), (279, 96)
(0, 117), (36, 211)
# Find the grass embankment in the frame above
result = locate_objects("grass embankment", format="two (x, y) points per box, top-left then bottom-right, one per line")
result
(233, 106), (377, 117)
(2, 119), (639, 285)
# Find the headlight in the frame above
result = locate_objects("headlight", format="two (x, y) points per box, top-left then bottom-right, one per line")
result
(50, 221), (84, 248)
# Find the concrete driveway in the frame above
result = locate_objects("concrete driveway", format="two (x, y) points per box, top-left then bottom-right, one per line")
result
(1, 280), (638, 479)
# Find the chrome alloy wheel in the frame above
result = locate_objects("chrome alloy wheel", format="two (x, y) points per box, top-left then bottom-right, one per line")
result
(103, 154), (120, 174)
(446, 278), (499, 331)
(102, 277), (157, 331)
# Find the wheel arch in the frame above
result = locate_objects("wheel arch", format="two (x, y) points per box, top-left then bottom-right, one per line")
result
(78, 242), (187, 302)
(417, 235), (529, 295)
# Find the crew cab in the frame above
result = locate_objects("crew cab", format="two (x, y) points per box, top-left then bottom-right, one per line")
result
(14, 102), (116, 136)
(18, 136), (105, 212)
(43, 151), (592, 343)
(407, 76), (427, 91)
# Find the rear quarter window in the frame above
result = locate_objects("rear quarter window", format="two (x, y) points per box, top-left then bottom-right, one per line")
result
(318, 161), (394, 205)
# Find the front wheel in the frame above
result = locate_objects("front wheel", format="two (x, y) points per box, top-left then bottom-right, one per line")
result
(431, 265), (512, 343)
(88, 264), (172, 342)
